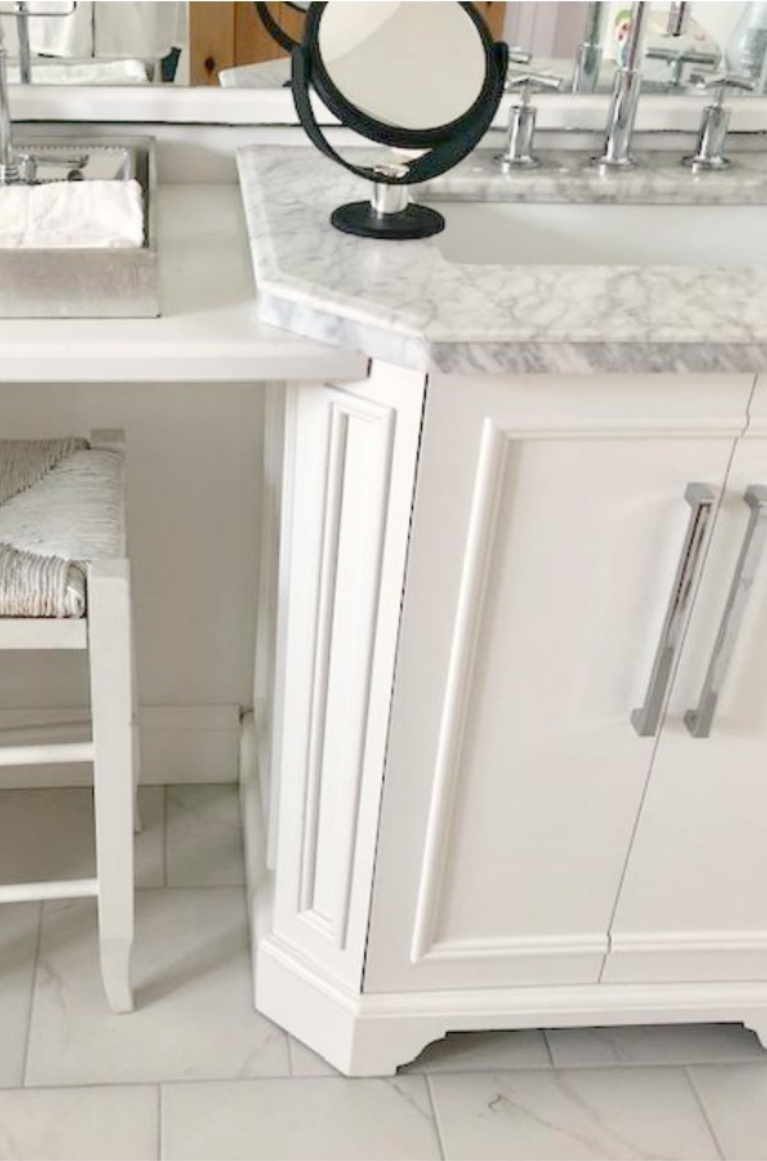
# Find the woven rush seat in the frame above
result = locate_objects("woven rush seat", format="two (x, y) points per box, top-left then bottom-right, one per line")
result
(0, 442), (125, 618)
(0, 432), (136, 1014)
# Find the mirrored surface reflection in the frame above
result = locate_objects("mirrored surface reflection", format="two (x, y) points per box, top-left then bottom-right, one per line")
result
(0, 1), (188, 85)
(0, 2), (765, 95)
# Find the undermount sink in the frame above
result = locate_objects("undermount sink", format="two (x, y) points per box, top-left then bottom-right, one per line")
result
(431, 201), (767, 268)
(0, 137), (158, 318)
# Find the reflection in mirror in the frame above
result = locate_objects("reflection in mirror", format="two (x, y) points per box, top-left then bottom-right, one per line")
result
(316, 1), (488, 130)
(507, 2), (767, 95)
(0, 2), (765, 96)
(0, 1), (188, 84)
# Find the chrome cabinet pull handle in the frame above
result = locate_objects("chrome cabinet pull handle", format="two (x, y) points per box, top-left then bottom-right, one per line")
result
(685, 485), (767, 739)
(631, 484), (716, 738)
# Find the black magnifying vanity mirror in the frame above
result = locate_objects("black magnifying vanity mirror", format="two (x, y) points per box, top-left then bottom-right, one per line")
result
(289, 1), (508, 240)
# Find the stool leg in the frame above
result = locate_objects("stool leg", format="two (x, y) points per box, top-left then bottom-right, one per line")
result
(131, 616), (142, 836)
(88, 560), (135, 1015)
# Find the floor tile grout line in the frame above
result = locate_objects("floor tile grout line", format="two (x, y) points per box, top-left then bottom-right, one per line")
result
(424, 1073), (447, 1161)
(19, 901), (44, 1089)
(685, 1065), (727, 1161)
(0, 1059), (762, 1093)
(161, 785), (169, 889)
(157, 1083), (163, 1161)
(7, 1056), (767, 1094)
(542, 1030), (556, 1068)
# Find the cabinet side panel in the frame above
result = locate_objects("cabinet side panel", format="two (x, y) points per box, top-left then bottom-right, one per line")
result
(270, 368), (425, 990)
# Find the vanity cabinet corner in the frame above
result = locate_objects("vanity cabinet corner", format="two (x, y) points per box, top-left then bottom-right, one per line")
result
(253, 365), (767, 1076)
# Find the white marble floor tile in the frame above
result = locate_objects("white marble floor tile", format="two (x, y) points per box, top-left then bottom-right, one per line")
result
(689, 1062), (767, 1160)
(288, 1037), (341, 1077)
(429, 1066), (720, 1160)
(161, 1075), (441, 1160)
(0, 1085), (158, 1160)
(408, 1030), (552, 1074)
(25, 887), (289, 1086)
(165, 785), (245, 887)
(546, 1023), (766, 1069)
(0, 903), (39, 1088)
(0, 786), (164, 890)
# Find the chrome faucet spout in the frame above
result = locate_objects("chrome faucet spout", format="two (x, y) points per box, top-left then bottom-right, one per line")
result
(572, 1), (607, 93)
(0, 21), (20, 184)
(16, 2), (32, 85)
(593, 1), (650, 169)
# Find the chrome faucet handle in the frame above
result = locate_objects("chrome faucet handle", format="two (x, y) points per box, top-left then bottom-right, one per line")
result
(505, 70), (563, 94)
(645, 46), (719, 88)
(496, 71), (563, 171)
(691, 71), (756, 96)
(507, 46), (533, 66)
(682, 73), (755, 171)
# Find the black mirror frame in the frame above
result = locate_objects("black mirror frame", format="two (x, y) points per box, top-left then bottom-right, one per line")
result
(292, 4), (508, 188)
(253, 1), (307, 54)
(303, 0), (502, 151)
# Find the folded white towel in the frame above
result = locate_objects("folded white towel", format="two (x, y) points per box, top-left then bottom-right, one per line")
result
(7, 59), (150, 85)
(0, 179), (144, 250)
(27, 1), (94, 58)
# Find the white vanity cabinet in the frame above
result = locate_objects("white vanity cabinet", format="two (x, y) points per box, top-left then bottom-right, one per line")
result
(255, 364), (767, 1075)
(364, 370), (756, 994)
(606, 374), (767, 985)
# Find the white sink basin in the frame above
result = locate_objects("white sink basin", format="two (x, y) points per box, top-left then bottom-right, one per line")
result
(431, 201), (767, 268)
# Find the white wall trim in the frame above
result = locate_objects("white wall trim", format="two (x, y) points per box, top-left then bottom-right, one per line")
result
(0, 704), (240, 787)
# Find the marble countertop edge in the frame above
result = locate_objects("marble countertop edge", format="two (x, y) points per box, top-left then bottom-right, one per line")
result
(237, 146), (767, 377)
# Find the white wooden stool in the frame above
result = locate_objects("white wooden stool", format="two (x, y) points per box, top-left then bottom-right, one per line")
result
(0, 430), (136, 1013)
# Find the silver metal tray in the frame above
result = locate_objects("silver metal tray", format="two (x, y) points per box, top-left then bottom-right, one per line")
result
(0, 136), (159, 318)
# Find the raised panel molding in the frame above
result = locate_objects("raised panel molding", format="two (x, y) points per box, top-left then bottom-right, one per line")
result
(611, 931), (767, 954)
(411, 420), (509, 963)
(297, 392), (395, 950)
(425, 934), (608, 961)
(410, 407), (747, 971)
(604, 931), (767, 982)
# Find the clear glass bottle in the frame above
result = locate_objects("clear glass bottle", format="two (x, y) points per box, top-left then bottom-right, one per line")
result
(725, 2), (767, 92)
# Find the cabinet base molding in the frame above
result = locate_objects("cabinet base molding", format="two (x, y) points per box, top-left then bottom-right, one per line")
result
(255, 936), (767, 1076)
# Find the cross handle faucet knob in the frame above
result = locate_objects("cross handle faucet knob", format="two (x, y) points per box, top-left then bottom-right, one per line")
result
(682, 73), (755, 171)
(505, 71), (563, 100)
(496, 71), (563, 171)
(645, 46), (719, 88)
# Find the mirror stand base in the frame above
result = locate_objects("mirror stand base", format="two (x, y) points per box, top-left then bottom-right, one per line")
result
(331, 201), (445, 240)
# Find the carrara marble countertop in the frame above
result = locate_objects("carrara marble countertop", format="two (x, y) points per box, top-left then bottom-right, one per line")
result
(237, 144), (767, 376)
(0, 183), (365, 384)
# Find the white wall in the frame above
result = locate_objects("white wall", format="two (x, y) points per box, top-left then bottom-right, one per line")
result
(0, 381), (264, 781)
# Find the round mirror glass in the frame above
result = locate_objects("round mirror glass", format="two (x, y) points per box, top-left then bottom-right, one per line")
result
(315, 1), (488, 131)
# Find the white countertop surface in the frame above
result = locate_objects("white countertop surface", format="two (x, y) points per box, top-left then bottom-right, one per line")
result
(0, 184), (366, 384)
(237, 145), (767, 376)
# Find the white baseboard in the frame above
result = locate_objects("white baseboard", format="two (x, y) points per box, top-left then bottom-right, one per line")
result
(0, 704), (241, 787)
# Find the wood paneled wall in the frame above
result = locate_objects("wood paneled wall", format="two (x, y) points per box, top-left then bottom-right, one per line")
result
(189, 2), (508, 86)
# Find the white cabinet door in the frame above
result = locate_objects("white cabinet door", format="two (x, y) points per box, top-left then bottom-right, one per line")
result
(606, 384), (767, 984)
(365, 372), (752, 993)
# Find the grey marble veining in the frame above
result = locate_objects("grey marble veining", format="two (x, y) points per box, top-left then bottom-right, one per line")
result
(237, 145), (767, 375)
(428, 147), (767, 206)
